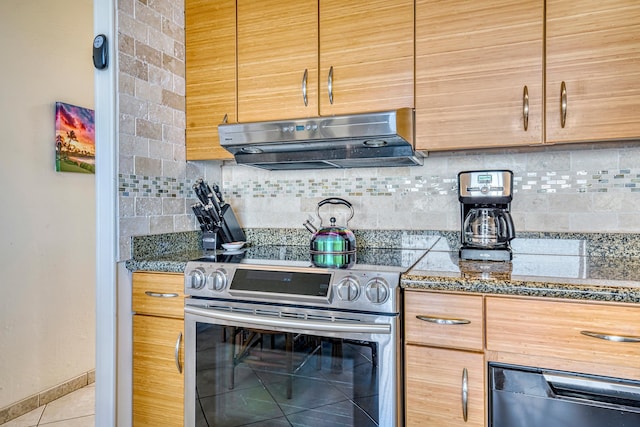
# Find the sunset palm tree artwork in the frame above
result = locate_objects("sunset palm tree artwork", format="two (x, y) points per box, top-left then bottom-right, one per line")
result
(55, 101), (95, 173)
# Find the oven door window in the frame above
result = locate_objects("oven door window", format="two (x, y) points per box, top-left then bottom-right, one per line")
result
(193, 322), (380, 426)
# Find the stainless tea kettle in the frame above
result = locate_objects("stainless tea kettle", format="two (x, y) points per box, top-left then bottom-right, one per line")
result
(463, 207), (515, 248)
(304, 198), (356, 268)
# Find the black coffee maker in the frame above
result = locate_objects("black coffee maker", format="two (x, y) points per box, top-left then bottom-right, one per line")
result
(458, 170), (515, 261)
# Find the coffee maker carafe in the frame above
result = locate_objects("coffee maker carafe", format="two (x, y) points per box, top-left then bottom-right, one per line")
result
(458, 170), (515, 261)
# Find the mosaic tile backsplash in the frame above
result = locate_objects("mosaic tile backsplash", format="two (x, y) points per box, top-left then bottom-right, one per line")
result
(119, 167), (640, 199)
(118, 143), (640, 262)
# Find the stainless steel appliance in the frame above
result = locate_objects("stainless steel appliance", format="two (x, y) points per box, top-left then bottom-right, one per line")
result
(489, 363), (640, 426)
(458, 170), (515, 261)
(218, 108), (423, 170)
(184, 245), (428, 426)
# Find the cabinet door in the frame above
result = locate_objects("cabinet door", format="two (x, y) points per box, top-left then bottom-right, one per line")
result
(319, 0), (414, 115)
(237, 0), (318, 122)
(185, 0), (235, 160)
(416, 0), (543, 151)
(546, 1), (640, 143)
(133, 315), (184, 427)
(406, 345), (485, 427)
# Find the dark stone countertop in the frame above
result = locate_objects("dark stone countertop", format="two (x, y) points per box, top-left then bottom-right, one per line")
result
(402, 237), (640, 304)
(125, 229), (640, 304)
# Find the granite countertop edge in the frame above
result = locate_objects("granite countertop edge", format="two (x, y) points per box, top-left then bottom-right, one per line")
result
(401, 274), (640, 304)
(124, 229), (640, 304)
(124, 256), (640, 304)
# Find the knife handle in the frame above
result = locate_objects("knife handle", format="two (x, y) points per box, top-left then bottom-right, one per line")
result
(213, 184), (225, 206)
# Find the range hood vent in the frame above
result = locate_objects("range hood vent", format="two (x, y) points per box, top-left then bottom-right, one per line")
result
(218, 108), (423, 170)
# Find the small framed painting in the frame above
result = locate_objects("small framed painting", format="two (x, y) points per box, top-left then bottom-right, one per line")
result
(55, 101), (95, 174)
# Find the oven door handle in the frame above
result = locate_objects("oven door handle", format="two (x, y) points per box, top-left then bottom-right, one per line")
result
(184, 306), (391, 334)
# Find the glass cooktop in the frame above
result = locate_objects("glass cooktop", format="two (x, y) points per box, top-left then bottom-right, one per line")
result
(193, 245), (430, 273)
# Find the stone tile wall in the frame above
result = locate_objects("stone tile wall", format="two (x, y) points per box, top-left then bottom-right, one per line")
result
(117, 0), (219, 259)
(117, 0), (640, 261)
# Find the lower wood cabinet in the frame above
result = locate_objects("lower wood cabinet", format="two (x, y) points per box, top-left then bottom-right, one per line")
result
(132, 272), (185, 427)
(405, 345), (485, 427)
(133, 315), (184, 427)
(404, 290), (485, 426)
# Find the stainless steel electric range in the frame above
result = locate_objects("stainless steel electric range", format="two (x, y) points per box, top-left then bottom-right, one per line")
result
(183, 245), (429, 427)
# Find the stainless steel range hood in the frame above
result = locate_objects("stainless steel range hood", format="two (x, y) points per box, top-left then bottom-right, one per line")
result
(218, 108), (423, 170)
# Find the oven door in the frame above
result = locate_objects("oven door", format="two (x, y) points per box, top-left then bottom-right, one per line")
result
(184, 301), (401, 427)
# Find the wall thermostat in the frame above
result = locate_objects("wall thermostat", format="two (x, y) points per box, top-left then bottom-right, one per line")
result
(92, 34), (108, 70)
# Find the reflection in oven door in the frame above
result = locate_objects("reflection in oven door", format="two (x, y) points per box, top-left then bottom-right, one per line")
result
(184, 306), (400, 427)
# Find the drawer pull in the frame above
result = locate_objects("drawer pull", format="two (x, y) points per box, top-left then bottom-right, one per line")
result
(461, 367), (469, 422)
(560, 81), (567, 128)
(522, 85), (529, 131)
(416, 315), (471, 325)
(175, 332), (183, 374)
(145, 291), (179, 298)
(580, 330), (640, 343)
(302, 69), (308, 106)
(328, 66), (334, 105)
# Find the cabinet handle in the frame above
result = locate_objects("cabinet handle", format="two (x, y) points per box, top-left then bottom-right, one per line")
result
(580, 330), (640, 343)
(144, 291), (179, 298)
(522, 85), (529, 131)
(416, 315), (471, 325)
(175, 331), (183, 374)
(328, 66), (334, 105)
(560, 81), (567, 128)
(302, 69), (308, 106)
(461, 367), (469, 422)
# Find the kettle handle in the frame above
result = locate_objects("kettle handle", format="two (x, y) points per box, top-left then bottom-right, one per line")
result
(317, 198), (355, 225)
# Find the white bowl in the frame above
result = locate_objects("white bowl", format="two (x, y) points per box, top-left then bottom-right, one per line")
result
(221, 241), (246, 251)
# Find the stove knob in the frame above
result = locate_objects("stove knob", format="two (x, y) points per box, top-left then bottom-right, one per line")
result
(187, 267), (206, 290)
(365, 277), (389, 304)
(207, 268), (227, 292)
(336, 276), (360, 301)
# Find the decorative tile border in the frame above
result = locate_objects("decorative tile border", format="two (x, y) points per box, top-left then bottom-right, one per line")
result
(118, 174), (197, 198)
(118, 168), (640, 201)
(0, 370), (95, 425)
(224, 169), (640, 199)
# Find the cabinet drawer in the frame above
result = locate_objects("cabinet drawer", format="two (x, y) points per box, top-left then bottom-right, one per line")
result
(405, 291), (484, 351)
(486, 297), (640, 371)
(133, 272), (185, 318)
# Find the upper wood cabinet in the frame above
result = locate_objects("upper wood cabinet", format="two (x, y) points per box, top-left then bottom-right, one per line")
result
(415, 0), (544, 151)
(185, 0), (235, 160)
(236, 0), (414, 122)
(318, 0), (415, 115)
(237, 0), (318, 122)
(545, 0), (640, 144)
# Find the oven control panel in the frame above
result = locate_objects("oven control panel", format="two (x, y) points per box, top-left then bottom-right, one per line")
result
(184, 261), (401, 314)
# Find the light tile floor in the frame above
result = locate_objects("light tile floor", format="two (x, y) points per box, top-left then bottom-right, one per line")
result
(0, 385), (94, 427)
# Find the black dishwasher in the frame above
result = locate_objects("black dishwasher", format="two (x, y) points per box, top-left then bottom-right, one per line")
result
(489, 363), (640, 427)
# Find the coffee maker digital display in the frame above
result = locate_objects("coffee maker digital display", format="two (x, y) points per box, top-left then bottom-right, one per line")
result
(458, 170), (515, 261)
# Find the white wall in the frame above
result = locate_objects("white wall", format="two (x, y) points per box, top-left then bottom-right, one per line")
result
(0, 0), (95, 409)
